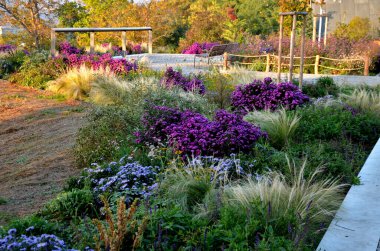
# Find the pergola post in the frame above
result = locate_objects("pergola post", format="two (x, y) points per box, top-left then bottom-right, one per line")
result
(90, 32), (95, 54)
(148, 30), (153, 54)
(51, 30), (56, 57)
(122, 31), (127, 55)
(277, 15), (284, 82)
(289, 14), (297, 83)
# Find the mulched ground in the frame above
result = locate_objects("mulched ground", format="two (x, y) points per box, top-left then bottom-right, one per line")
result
(0, 81), (88, 225)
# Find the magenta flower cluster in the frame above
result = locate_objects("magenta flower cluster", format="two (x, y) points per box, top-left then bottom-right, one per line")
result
(57, 42), (138, 75)
(0, 44), (16, 54)
(110, 44), (142, 55)
(231, 77), (309, 113)
(182, 42), (220, 54)
(137, 106), (266, 157)
(161, 67), (206, 94)
(59, 41), (83, 55)
(65, 53), (138, 74)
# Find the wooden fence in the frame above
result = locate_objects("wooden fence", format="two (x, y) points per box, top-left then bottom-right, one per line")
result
(224, 53), (370, 76)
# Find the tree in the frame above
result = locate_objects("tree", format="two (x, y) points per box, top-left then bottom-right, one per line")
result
(179, 0), (227, 50)
(56, 1), (88, 28)
(0, 0), (58, 48)
(334, 17), (372, 41)
(236, 0), (279, 36)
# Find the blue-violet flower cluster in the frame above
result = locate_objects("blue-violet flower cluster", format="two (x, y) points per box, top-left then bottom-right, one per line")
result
(0, 228), (82, 251)
(81, 156), (159, 198)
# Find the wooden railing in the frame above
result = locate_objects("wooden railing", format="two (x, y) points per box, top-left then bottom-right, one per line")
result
(224, 53), (370, 76)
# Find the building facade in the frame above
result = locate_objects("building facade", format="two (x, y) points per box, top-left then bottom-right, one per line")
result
(313, 0), (380, 36)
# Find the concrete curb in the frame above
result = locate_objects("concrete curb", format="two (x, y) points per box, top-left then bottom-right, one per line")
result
(317, 138), (380, 251)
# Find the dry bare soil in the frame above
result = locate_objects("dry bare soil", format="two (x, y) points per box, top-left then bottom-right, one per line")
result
(0, 80), (87, 225)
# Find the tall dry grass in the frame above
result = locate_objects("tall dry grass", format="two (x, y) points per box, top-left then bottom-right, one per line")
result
(340, 88), (380, 114)
(48, 65), (113, 100)
(89, 76), (159, 105)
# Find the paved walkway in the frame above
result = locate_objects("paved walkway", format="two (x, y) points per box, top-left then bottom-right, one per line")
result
(317, 138), (380, 251)
(125, 53), (380, 86)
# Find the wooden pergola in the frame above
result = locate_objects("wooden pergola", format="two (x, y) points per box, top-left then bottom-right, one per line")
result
(50, 27), (153, 56)
(277, 11), (308, 88)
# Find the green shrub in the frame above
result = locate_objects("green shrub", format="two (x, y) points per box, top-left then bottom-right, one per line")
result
(285, 140), (367, 184)
(245, 108), (301, 149)
(40, 189), (97, 221)
(0, 197), (6, 205)
(203, 71), (235, 109)
(303, 77), (338, 98)
(0, 51), (26, 78)
(74, 105), (141, 168)
(296, 105), (380, 148)
(8, 51), (64, 89)
(0, 215), (61, 237)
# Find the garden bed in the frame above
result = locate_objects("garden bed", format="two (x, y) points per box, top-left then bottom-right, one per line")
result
(1, 43), (380, 250)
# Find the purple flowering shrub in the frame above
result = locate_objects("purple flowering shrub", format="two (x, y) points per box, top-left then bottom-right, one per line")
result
(0, 44), (16, 54)
(161, 67), (206, 94)
(0, 228), (81, 251)
(80, 156), (159, 198)
(231, 77), (309, 113)
(59, 41), (83, 55)
(57, 42), (138, 75)
(64, 53), (137, 75)
(182, 42), (220, 54)
(137, 105), (182, 144)
(137, 106), (266, 157)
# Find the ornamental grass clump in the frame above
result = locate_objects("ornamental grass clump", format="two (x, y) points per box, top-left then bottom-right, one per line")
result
(48, 65), (113, 100)
(137, 106), (266, 157)
(244, 108), (301, 149)
(231, 77), (309, 113)
(161, 158), (237, 214)
(161, 67), (206, 94)
(90, 76), (158, 105)
(340, 89), (380, 114)
(226, 157), (345, 227)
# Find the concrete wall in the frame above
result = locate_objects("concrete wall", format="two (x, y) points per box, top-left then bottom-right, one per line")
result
(313, 0), (380, 36)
